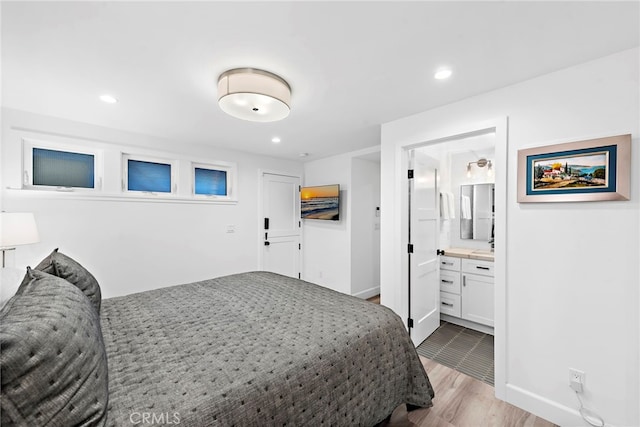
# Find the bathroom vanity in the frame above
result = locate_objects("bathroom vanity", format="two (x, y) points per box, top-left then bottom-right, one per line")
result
(439, 247), (494, 335)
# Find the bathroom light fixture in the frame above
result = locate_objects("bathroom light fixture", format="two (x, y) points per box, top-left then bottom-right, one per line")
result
(467, 158), (492, 178)
(271, 137), (281, 143)
(217, 68), (291, 122)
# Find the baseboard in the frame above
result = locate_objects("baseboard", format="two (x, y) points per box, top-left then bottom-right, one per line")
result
(440, 314), (494, 335)
(505, 383), (586, 427)
(353, 286), (380, 300)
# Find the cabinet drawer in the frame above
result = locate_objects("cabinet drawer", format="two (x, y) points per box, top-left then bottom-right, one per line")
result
(440, 270), (461, 294)
(439, 255), (461, 271)
(440, 292), (461, 317)
(462, 258), (494, 277)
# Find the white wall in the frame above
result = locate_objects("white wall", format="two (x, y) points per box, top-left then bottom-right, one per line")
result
(302, 155), (351, 294)
(350, 157), (380, 298)
(381, 48), (639, 427)
(302, 147), (381, 296)
(1, 108), (303, 298)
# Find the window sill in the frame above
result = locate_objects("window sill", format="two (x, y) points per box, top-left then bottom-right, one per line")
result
(4, 187), (238, 204)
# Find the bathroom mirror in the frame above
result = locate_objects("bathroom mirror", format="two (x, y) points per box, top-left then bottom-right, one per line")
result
(460, 183), (494, 241)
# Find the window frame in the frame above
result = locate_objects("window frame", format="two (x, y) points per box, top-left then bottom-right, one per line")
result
(122, 153), (178, 196)
(22, 138), (103, 192)
(192, 161), (237, 201)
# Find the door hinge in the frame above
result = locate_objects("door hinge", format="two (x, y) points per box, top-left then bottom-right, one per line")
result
(298, 221), (301, 227)
(437, 249), (445, 256)
(299, 185), (301, 192)
(264, 218), (269, 230)
(408, 169), (414, 179)
(408, 318), (414, 328)
(298, 272), (301, 279)
(298, 243), (301, 250)
(407, 243), (414, 253)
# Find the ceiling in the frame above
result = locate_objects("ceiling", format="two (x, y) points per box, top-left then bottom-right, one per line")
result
(2, 1), (638, 161)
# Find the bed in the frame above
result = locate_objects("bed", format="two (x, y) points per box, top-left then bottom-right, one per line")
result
(1, 250), (434, 426)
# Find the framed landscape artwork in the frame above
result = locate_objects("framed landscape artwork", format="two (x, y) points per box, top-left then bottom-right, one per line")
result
(517, 134), (631, 202)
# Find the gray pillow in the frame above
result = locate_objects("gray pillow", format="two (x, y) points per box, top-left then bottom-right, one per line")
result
(29, 248), (102, 313)
(1, 269), (108, 426)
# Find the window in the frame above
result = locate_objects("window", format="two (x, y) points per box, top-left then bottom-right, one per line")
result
(20, 138), (237, 203)
(195, 168), (227, 196)
(33, 148), (95, 188)
(123, 154), (176, 194)
(23, 139), (101, 190)
(192, 162), (236, 200)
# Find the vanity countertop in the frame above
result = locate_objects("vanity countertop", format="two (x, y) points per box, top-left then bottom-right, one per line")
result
(443, 247), (494, 262)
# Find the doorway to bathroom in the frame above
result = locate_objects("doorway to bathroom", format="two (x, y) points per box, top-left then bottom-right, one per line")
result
(393, 117), (507, 398)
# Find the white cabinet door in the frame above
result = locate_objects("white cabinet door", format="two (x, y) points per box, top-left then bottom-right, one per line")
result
(461, 273), (494, 326)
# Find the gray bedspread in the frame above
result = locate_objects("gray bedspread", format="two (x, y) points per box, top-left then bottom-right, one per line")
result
(101, 271), (434, 426)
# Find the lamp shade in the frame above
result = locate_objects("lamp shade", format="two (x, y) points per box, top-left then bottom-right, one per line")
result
(218, 68), (291, 122)
(0, 212), (40, 249)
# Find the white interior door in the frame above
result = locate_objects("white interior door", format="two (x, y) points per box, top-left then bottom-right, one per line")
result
(408, 149), (440, 346)
(262, 173), (301, 278)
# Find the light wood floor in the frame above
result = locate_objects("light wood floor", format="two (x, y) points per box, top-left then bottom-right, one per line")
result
(367, 295), (555, 427)
(406, 357), (557, 427)
(367, 294), (381, 304)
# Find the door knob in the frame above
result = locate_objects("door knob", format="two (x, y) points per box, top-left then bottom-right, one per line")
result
(264, 241), (270, 246)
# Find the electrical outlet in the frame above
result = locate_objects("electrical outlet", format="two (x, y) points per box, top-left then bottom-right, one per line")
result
(569, 368), (585, 393)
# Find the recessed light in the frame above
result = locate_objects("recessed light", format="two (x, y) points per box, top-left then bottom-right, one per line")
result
(99, 94), (118, 104)
(434, 68), (452, 80)
(271, 137), (281, 143)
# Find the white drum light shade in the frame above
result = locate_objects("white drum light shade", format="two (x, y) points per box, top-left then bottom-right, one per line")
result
(218, 68), (291, 122)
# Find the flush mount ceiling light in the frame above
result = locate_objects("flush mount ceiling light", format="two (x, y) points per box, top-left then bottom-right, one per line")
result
(99, 94), (118, 104)
(217, 68), (291, 122)
(434, 68), (452, 80)
(466, 158), (493, 178)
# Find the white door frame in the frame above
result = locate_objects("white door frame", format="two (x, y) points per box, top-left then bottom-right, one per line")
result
(382, 116), (507, 400)
(257, 169), (302, 272)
